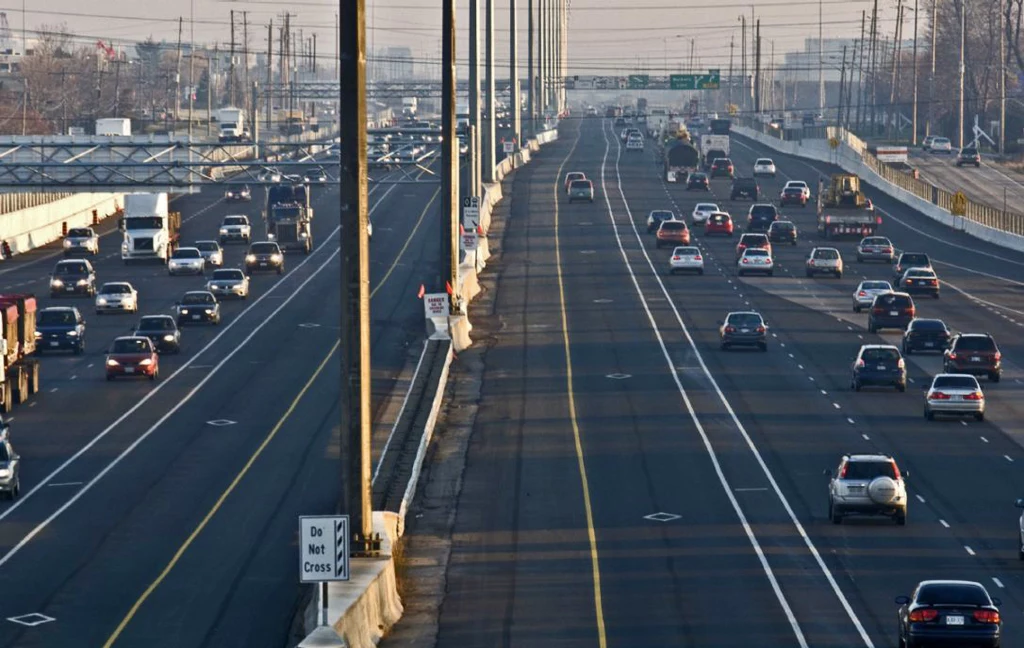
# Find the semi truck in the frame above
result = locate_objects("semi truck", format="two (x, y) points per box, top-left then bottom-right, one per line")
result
(120, 193), (182, 263)
(816, 173), (882, 239)
(96, 118), (131, 136)
(0, 294), (39, 413)
(264, 183), (314, 254)
(402, 97), (418, 118)
(216, 107), (250, 142)
(664, 140), (701, 183)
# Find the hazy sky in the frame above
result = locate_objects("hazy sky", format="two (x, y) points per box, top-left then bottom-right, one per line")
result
(16, 0), (898, 74)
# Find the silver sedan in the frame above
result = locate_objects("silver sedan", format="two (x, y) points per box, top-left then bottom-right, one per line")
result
(668, 246), (704, 275)
(852, 280), (893, 312)
(205, 268), (250, 300)
(924, 373), (985, 421)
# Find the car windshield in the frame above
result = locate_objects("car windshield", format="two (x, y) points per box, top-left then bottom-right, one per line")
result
(182, 293), (214, 305)
(742, 235), (768, 245)
(955, 336), (996, 351)
(862, 281), (891, 291)
(750, 206), (776, 217)
(710, 214), (730, 223)
(674, 247), (699, 255)
(224, 217), (248, 226)
(690, 174), (708, 181)
(876, 294), (911, 307)
(570, 180), (591, 190)
(125, 217), (163, 231)
(100, 284), (131, 294)
(844, 461), (896, 480)
(727, 313), (762, 327)
(861, 347), (900, 362)
(38, 310), (76, 326)
(567, 173), (584, 181)
(933, 138), (950, 144)
(814, 249), (840, 260)
(195, 242), (219, 252)
(173, 249), (201, 259)
(695, 204), (717, 211)
(933, 376), (980, 389)
(112, 338), (151, 354)
(771, 222), (794, 231)
(735, 179), (756, 187)
(251, 243), (279, 254)
(916, 583), (989, 606)
(745, 249), (769, 258)
(906, 270), (935, 278)
(756, 159), (773, 165)
(715, 159), (732, 165)
(212, 270), (244, 281)
(784, 187), (803, 194)
(138, 317), (174, 331)
(67, 228), (92, 237)
(660, 222), (686, 231)
(651, 211), (673, 220)
(55, 263), (87, 275)
(862, 237), (889, 246)
(911, 319), (946, 331)
(787, 182), (807, 189)
(901, 254), (930, 265)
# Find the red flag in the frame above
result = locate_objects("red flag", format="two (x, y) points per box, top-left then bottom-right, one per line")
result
(476, 224), (485, 235)
(445, 281), (453, 295)
(417, 284), (425, 299)
(459, 223), (465, 235)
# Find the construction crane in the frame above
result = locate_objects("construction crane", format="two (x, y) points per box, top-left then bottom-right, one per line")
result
(0, 13), (12, 55)
(96, 40), (116, 60)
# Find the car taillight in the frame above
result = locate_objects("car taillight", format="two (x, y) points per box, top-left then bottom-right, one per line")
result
(694, 255), (702, 261)
(875, 215), (883, 225)
(837, 464), (847, 478)
(909, 609), (939, 622)
(672, 256), (681, 261)
(897, 358), (905, 369)
(873, 307), (884, 314)
(725, 326), (735, 333)
(974, 610), (1000, 624)
(855, 359), (865, 368)
(903, 308), (914, 315)
(994, 351), (1002, 361)
(930, 392), (951, 400)
(858, 291), (866, 296)
(948, 352), (957, 360)
(963, 391), (984, 401)
(738, 244), (746, 250)
(742, 258), (749, 263)
(890, 461), (901, 479)
(883, 247), (892, 253)
(906, 279), (913, 285)
(756, 326), (765, 333)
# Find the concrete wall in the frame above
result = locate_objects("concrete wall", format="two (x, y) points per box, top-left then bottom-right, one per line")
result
(1, 193), (123, 256)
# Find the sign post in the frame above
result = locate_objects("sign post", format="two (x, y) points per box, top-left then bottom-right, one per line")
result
(628, 74), (649, 89)
(669, 70), (721, 90)
(299, 515), (350, 630)
(503, 140), (515, 156)
(461, 195), (480, 231)
(951, 191), (968, 216)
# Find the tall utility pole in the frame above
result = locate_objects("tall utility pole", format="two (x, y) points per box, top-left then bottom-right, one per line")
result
(243, 12), (251, 120)
(207, 47), (214, 136)
(728, 36), (734, 107)
(175, 17), (183, 128)
(740, 17), (746, 112)
(469, 0), (481, 197)
(339, 0), (372, 549)
(188, 0), (195, 139)
(911, 0), (919, 144)
(483, 0), (496, 182)
(754, 20), (761, 114)
(868, 0), (878, 133)
(510, 0), (521, 143)
(818, 0), (824, 113)
(538, 0), (546, 113)
(528, 0), (534, 134)
(958, 0), (965, 149)
(837, 45), (848, 129)
(335, 13), (340, 79)
(1000, 0), (1007, 154)
(441, 0), (459, 312)
(888, 0), (903, 140)
(266, 19), (273, 135)
(230, 10), (237, 106)
(927, 0), (936, 136)
(855, 11), (865, 129)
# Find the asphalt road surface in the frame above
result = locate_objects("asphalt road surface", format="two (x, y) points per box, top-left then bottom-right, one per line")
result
(909, 147), (1024, 216)
(0, 156), (441, 646)
(433, 115), (1024, 647)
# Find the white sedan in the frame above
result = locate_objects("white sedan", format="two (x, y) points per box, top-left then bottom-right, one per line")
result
(930, 137), (952, 153)
(738, 248), (774, 276)
(783, 180), (811, 200)
(691, 203), (719, 224)
(95, 282), (139, 314)
(852, 280), (893, 312)
(753, 158), (777, 177)
(167, 247), (206, 276)
(668, 246), (704, 275)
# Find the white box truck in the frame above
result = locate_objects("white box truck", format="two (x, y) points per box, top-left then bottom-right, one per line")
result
(401, 97), (418, 118)
(96, 118), (131, 136)
(120, 193), (181, 264)
(216, 107), (249, 142)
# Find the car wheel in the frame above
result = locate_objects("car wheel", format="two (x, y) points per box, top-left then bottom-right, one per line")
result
(853, 305), (861, 313)
(933, 293), (940, 299)
(277, 267), (284, 275)
(852, 380), (861, 392)
(758, 343), (767, 352)
(835, 272), (842, 279)
(720, 343), (729, 351)
(698, 269), (704, 276)
(925, 408), (935, 421)
(990, 372), (1001, 383)
(868, 324), (877, 334)
(1019, 546), (1024, 561)
(767, 271), (773, 277)
(897, 382), (906, 393)
(975, 412), (985, 422)
(74, 343), (83, 356)
(150, 369), (158, 382)
(805, 271), (812, 278)
(107, 374), (114, 381)
(830, 502), (843, 524)
(896, 510), (907, 526)
(904, 344), (912, 355)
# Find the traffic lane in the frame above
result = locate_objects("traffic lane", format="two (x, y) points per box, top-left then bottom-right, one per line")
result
(908, 149), (1024, 212)
(603, 124), (876, 646)
(615, 147), (1024, 644)
(0, 254), (342, 648)
(559, 124), (803, 646)
(436, 121), (605, 647)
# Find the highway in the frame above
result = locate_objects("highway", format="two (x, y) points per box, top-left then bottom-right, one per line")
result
(0, 158), (442, 646)
(431, 115), (1024, 646)
(909, 147), (1024, 216)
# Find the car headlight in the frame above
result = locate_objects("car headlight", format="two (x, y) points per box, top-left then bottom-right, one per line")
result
(138, 358), (153, 366)
(271, 254), (283, 263)
(163, 334), (175, 342)
(63, 240), (72, 248)
(219, 228), (229, 235)
(298, 231), (308, 239)
(51, 279), (63, 287)
(106, 358), (120, 367)
(66, 330), (78, 336)
(204, 308), (213, 314)
(77, 279), (88, 286)
(34, 331), (41, 338)
(180, 308), (189, 315)
(96, 297), (107, 305)
(0, 469), (10, 479)
(267, 233), (276, 240)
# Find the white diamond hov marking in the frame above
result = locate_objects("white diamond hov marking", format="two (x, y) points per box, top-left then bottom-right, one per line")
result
(643, 512), (682, 523)
(7, 613), (55, 627)
(206, 419), (237, 427)
(605, 373), (632, 380)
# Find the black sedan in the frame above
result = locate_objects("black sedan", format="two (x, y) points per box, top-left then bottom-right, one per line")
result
(224, 185), (252, 202)
(685, 172), (710, 191)
(133, 315), (181, 354)
(896, 580), (1001, 648)
(902, 318), (951, 354)
(719, 311), (768, 352)
(175, 291), (221, 326)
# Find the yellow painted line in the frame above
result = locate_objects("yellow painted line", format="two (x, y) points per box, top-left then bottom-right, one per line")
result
(552, 128), (607, 647)
(102, 339), (341, 647)
(371, 185), (441, 299)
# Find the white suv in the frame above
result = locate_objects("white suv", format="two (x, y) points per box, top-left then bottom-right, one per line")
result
(806, 246), (843, 278)
(826, 454), (908, 525)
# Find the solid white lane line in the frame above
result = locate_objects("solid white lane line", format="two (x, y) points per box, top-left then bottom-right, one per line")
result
(981, 436), (989, 443)
(1005, 455), (1014, 463)
(939, 519), (950, 528)
(861, 434), (870, 440)
(965, 546), (976, 556)
(916, 494), (926, 503)
(602, 120), (873, 648)
(993, 577), (1005, 588)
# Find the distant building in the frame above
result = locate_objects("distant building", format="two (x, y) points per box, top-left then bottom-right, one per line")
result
(374, 46), (414, 82)
(780, 38), (860, 84)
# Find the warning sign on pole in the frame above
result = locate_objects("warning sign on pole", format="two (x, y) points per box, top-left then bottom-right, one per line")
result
(423, 293), (450, 318)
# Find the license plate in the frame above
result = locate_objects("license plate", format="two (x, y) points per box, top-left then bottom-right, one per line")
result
(971, 356), (981, 362)
(925, 342), (934, 347)
(877, 365), (886, 370)
(50, 341), (59, 347)
(124, 367), (135, 374)
(889, 311), (899, 316)
(66, 287), (75, 292)
(259, 262), (268, 266)
(192, 314), (201, 320)
(945, 616), (964, 626)
(741, 328), (750, 333)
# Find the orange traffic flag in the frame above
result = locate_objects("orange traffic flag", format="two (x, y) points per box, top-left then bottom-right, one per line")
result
(417, 284), (425, 299)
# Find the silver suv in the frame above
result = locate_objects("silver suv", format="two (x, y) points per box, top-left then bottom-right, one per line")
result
(826, 454), (908, 525)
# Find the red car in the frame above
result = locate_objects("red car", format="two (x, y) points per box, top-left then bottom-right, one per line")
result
(106, 336), (159, 381)
(735, 233), (772, 259)
(779, 186), (808, 207)
(704, 212), (734, 236)
(656, 220), (691, 248)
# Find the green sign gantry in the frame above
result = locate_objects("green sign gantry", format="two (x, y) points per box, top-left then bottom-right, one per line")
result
(628, 74), (649, 89)
(669, 70), (721, 90)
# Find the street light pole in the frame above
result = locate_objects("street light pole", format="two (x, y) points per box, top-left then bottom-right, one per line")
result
(912, 0), (919, 145)
(958, 0), (965, 149)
